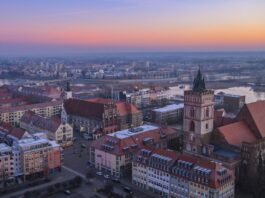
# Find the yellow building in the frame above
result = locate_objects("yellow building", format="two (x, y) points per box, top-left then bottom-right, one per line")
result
(0, 100), (63, 126)
(20, 111), (73, 147)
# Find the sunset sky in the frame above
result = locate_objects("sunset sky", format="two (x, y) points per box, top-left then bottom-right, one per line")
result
(1, 0), (265, 55)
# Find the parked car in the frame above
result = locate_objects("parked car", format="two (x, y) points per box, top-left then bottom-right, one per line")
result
(123, 186), (134, 194)
(73, 137), (77, 142)
(111, 177), (120, 183)
(83, 133), (93, 140)
(81, 144), (86, 148)
(104, 174), (110, 179)
(64, 189), (71, 195)
(96, 171), (103, 176)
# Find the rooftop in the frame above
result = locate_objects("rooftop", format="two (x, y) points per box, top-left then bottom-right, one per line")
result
(18, 137), (59, 148)
(0, 143), (11, 153)
(108, 125), (158, 139)
(153, 103), (184, 113)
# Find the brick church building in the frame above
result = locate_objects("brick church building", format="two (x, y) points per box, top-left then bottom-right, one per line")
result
(183, 69), (265, 188)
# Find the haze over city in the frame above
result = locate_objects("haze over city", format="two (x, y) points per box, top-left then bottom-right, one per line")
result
(1, 0), (265, 55)
(1, 1), (265, 198)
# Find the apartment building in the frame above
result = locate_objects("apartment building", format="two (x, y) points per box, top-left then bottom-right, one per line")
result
(15, 85), (62, 101)
(15, 137), (61, 180)
(0, 100), (63, 126)
(20, 111), (73, 147)
(215, 92), (245, 113)
(0, 143), (14, 182)
(152, 104), (184, 124)
(90, 124), (177, 178)
(132, 148), (235, 198)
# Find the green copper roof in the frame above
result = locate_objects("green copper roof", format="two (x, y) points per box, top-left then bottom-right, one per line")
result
(193, 69), (206, 92)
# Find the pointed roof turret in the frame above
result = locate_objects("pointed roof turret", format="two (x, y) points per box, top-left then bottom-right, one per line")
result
(193, 69), (206, 92)
(66, 81), (71, 92)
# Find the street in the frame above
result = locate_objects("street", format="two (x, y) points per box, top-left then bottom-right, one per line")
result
(57, 133), (153, 198)
(1, 133), (154, 198)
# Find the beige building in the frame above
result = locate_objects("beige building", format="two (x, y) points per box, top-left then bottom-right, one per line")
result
(152, 104), (184, 124)
(0, 100), (63, 126)
(0, 143), (14, 182)
(16, 137), (61, 180)
(90, 124), (177, 178)
(20, 111), (73, 147)
(132, 148), (235, 198)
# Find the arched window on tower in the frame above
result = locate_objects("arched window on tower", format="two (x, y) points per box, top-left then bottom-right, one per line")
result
(190, 121), (195, 132)
(190, 108), (195, 117)
(206, 107), (210, 118)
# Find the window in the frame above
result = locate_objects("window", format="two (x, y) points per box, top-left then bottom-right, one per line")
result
(206, 108), (209, 117)
(190, 108), (195, 117)
(190, 121), (195, 132)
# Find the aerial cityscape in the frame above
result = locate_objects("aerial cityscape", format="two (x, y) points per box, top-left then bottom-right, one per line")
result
(0, 1), (265, 198)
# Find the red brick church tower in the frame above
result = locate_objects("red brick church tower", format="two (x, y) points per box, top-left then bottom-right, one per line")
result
(183, 70), (215, 155)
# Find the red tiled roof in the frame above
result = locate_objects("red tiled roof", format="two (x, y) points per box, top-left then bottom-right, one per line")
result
(87, 98), (113, 104)
(134, 148), (234, 189)
(64, 98), (105, 119)
(20, 111), (61, 133)
(214, 108), (234, 128)
(0, 98), (28, 105)
(217, 121), (257, 147)
(151, 148), (179, 159)
(0, 122), (26, 139)
(116, 102), (139, 115)
(245, 100), (265, 137)
(91, 126), (176, 156)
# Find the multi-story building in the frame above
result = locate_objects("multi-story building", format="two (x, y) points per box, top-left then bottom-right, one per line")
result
(20, 111), (73, 147)
(64, 98), (142, 139)
(0, 100), (63, 126)
(126, 88), (151, 108)
(133, 148), (177, 197)
(0, 122), (30, 143)
(152, 104), (184, 124)
(132, 148), (235, 198)
(215, 92), (245, 113)
(116, 101), (142, 129)
(0, 143), (14, 182)
(15, 137), (61, 180)
(16, 85), (62, 101)
(90, 124), (177, 178)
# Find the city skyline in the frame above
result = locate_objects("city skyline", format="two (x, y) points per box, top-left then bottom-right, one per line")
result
(0, 0), (265, 55)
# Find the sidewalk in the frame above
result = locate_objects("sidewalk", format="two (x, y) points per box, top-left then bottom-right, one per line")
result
(120, 178), (154, 198)
(1, 169), (75, 198)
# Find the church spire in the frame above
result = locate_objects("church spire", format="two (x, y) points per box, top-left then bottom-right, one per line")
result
(66, 81), (71, 92)
(192, 69), (206, 92)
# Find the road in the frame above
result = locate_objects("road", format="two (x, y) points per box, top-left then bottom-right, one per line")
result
(59, 134), (153, 198)
(2, 133), (153, 198)
(2, 169), (75, 198)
